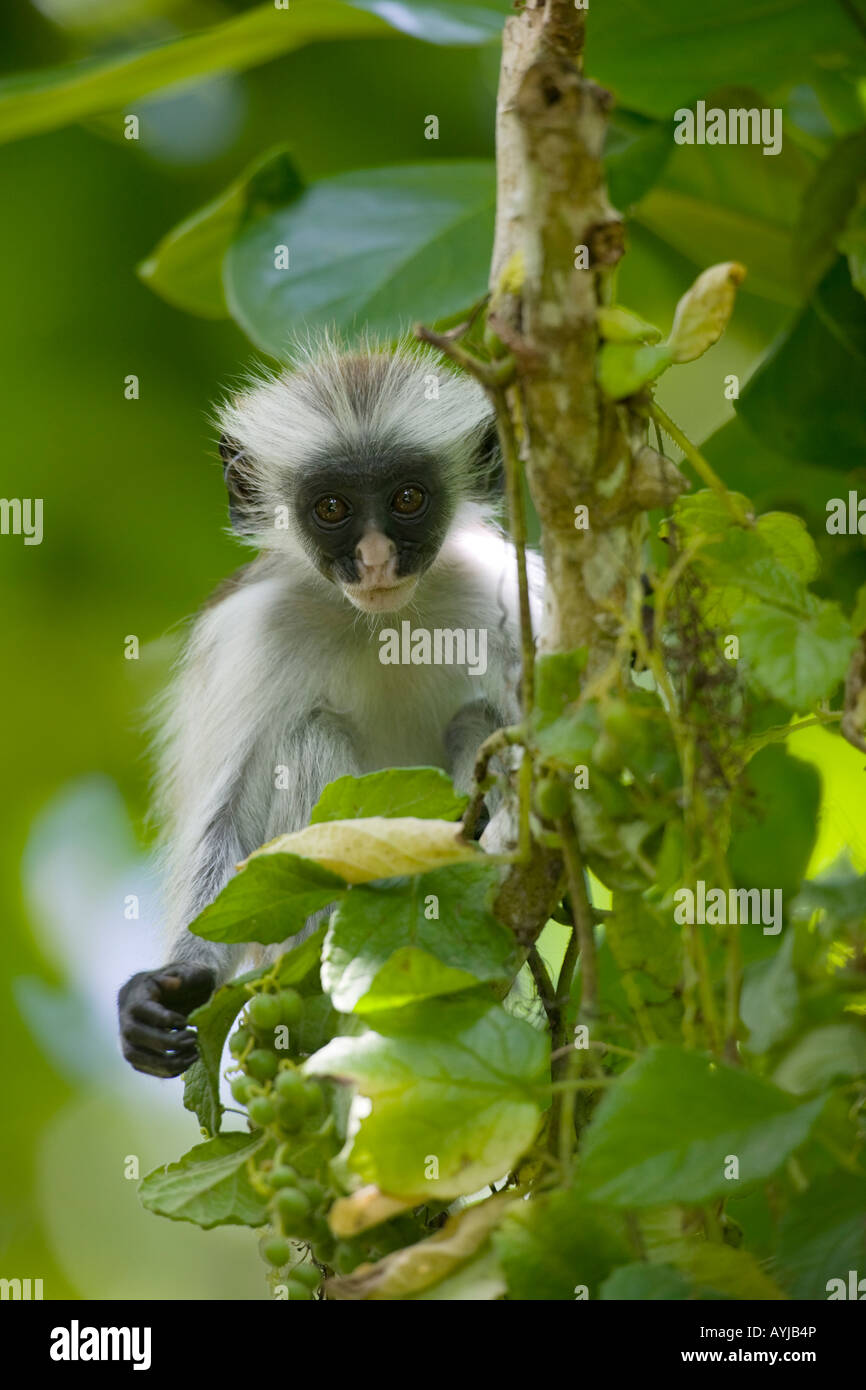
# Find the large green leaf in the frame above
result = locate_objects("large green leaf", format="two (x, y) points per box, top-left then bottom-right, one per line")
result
(183, 929), (326, 1133)
(189, 854), (346, 945)
(600, 1262), (692, 1300)
(735, 596), (856, 710)
(223, 161), (496, 350)
(579, 1046), (827, 1206)
(0, 1), (396, 146)
(773, 1023), (866, 1095)
(776, 1174), (866, 1298)
(740, 931), (799, 1055)
(138, 150), (305, 320)
(306, 995), (548, 1199)
(494, 1190), (629, 1300)
(737, 259), (866, 467)
(139, 1132), (268, 1229)
(311, 767), (466, 825)
(587, 3), (865, 120)
(729, 746), (820, 904)
(322, 863), (515, 1013)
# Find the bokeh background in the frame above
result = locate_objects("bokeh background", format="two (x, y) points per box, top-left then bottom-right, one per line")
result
(1, 0), (864, 1299)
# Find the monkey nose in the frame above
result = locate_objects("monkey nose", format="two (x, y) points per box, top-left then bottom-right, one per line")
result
(355, 529), (396, 575)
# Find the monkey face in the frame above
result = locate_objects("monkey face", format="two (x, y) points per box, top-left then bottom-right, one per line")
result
(293, 445), (455, 612)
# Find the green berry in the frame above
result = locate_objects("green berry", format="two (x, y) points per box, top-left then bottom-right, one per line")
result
(301, 1080), (325, 1118)
(297, 1176), (325, 1207)
(248, 1096), (276, 1127)
(277, 988), (304, 1026)
(274, 1187), (312, 1233)
(248, 993), (282, 1036)
(270, 1165), (299, 1190)
(245, 1048), (279, 1082)
(290, 1262), (321, 1291)
(276, 1101), (304, 1134)
(261, 1235), (291, 1268)
(228, 1026), (251, 1058)
(275, 1067), (305, 1098)
(230, 1075), (254, 1105)
(285, 1277), (313, 1301)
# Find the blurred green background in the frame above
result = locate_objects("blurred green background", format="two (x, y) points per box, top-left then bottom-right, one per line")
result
(1, 0), (864, 1299)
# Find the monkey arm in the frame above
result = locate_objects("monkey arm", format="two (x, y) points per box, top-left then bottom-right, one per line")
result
(118, 707), (361, 1077)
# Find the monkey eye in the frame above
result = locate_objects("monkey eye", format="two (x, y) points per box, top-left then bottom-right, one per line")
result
(314, 495), (351, 525)
(391, 485), (427, 517)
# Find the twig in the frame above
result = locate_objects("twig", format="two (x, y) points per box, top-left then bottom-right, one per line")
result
(650, 402), (752, 527)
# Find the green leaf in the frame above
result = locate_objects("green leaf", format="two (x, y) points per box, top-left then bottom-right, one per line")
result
(588, 3), (865, 121)
(735, 595), (856, 710)
(729, 746), (820, 904)
(223, 161), (496, 350)
(773, 1023), (866, 1095)
(792, 863), (866, 931)
(0, 1), (396, 147)
(597, 341), (673, 399)
(600, 1262), (693, 1300)
(776, 1174), (866, 1298)
(189, 854), (346, 945)
(311, 767), (466, 824)
(322, 863), (516, 1013)
(740, 931), (798, 1055)
(183, 929), (326, 1132)
(604, 112), (672, 211)
(138, 150), (304, 320)
(580, 1046), (827, 1206)
(797, 128), (866, 284)
(737, 259), (866, 468)
(653, 1241), (786, 1301)
(604, 893), (683, 1044)
(494, 1190), (629, 1300)
(139, 1132), (268, 1229)
(306, 995), (548, 1199)
(839, 196), (866, 297)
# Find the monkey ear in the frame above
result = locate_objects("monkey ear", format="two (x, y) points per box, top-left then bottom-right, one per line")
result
(218, 434), (258, 532)
(472, 419), (504, 496)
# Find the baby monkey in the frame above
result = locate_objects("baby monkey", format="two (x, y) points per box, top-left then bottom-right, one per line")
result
(118, 339), (540, 1077)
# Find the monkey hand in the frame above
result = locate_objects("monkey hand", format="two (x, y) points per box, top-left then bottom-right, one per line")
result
(118, 962), (216, 1077)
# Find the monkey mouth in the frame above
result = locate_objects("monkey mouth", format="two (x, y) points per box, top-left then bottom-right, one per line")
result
(342, 575), (418, 613)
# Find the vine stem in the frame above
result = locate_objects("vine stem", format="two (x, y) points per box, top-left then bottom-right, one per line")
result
(650, 402), (752, 526)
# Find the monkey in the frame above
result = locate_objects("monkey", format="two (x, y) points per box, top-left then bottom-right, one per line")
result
(118, 337), (543, 1078)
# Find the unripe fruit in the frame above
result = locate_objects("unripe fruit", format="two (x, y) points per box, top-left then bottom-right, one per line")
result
(248, 992), (282, 1036)
(297, 1176), (325, 1207)
(275, 1070), (307, 1105)
(228, 1026), (251, 1058)
(291, 1263), (321, 1291)
(301, 1081), (325, 1118)
(274, 1187), (312, 1233)
(270, 1165), (299, 1190)
(261, 1235), (291, 1268)
(276, 1102), (304, 1134)
(230, 1075), (254, 1105)
(285, 1277), (313, 1301)
(277, 988), (304, 1026)
(248, 1096), (276, 1127)
(246, 1048), (279, 1083)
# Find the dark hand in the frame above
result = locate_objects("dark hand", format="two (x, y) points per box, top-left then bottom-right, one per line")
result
(118, 962), (215, 1077)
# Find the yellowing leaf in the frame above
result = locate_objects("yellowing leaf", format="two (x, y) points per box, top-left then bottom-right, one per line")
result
(668, 261), (747, 363)
(328, 1185), (411, 1238)
(326, 1193), (514, 1300)
(248, 816), (480, 883)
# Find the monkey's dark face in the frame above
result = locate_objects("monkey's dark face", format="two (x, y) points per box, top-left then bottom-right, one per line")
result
(293, 444), (454, 613)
